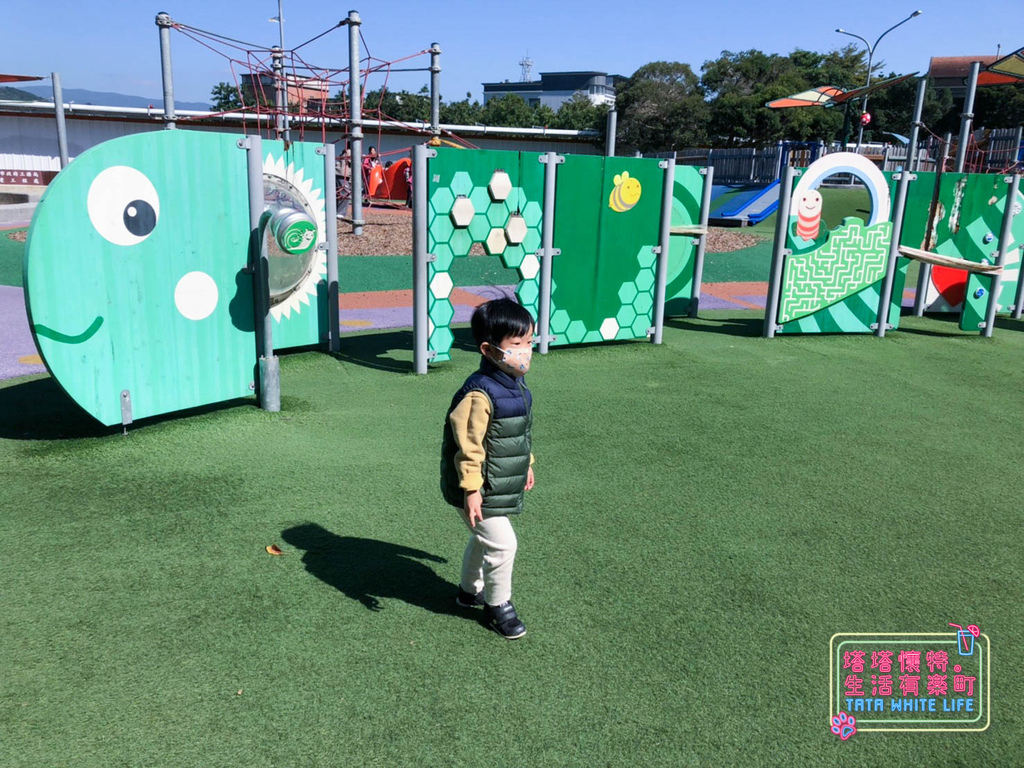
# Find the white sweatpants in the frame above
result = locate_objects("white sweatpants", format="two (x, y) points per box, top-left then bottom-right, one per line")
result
(458, 511), (517, 606)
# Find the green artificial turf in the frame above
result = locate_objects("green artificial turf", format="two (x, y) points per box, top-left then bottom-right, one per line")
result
(0, 228), (26, 287)
(2, 314), (1022, 766)
(702, 239), (774, 283)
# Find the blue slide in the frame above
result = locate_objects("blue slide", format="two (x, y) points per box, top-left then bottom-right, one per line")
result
(712, 180), (781, 225)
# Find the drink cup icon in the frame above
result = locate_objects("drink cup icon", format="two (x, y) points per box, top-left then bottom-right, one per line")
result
(950, 623), (980, 655)
(957, 630), (975, 656)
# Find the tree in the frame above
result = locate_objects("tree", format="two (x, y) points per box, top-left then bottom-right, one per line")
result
(616, 62), (708, 152)
(862, 75), (954, 144)
(700, 47), (866, 145)
(439, 98), (483, 125)
(553, 93), (606, 131)
(533, 104), (557, 127)
(479, 94), (536, 127)
(361, 87), (430, 123)
(973, 83), (1024, 130)
(210, 81), (248, 112)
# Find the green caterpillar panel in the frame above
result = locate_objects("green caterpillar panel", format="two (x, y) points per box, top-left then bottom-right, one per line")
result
(665, 166), (705, 316)
(426, 147), (544, 362)
(549, 156), (665, 344)
(262, 140), (329, 350)
(775, 153), (898, 335)
(24, 130), (256, 426)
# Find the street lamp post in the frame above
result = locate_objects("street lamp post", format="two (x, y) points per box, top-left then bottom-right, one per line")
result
(837, 10), (922, 153)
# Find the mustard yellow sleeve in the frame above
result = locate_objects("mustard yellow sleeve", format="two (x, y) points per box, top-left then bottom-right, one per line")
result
(448, 391), (491, 493)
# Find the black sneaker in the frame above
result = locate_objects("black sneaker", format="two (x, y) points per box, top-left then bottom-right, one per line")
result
(456, 588), (485, 608)
(486, 601), (527, 640)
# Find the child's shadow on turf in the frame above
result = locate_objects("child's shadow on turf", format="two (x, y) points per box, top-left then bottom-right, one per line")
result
(282, 523), (470, 618)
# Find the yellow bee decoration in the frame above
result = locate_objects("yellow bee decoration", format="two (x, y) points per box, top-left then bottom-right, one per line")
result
(609, 171), (642, 213)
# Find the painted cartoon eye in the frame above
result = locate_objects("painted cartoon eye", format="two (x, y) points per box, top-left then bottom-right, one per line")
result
(87, 166), (160, 246)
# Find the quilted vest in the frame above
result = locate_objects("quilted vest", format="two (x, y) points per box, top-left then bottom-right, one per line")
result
(440, 359), (533, 516)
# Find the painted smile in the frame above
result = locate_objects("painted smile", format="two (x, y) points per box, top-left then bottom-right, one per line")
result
(34, 316), (104, 344)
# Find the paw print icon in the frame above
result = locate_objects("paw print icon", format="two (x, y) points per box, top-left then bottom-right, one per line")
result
(830, 712), (856, 740)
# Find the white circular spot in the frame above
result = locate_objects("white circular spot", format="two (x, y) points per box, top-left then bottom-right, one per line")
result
(174, 271), (219, 321)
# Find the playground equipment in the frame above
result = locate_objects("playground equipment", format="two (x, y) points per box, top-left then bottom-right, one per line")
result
(155, 10), (462, 239)
(762, 150), (1022, 338)
(19, 7), (459, 426)
(764, 57), (1024, 339)
(411, 146), (712, 373)
(23, 129), (338, 427)
(712, 180), (780, 226)
(710, 143), (823, 227)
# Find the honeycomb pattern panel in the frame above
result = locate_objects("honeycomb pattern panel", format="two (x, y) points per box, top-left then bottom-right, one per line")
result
(545, 154), (667, 348)
(425, 148), (544, 362)
(549, 243), (658, 344)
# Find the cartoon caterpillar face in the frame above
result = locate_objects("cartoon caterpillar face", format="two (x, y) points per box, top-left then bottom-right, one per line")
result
(609, 171), (642, 212)
(795, 189), (823, 241)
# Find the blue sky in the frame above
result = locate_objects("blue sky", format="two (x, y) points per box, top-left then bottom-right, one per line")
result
(5, 0), (1022, 104)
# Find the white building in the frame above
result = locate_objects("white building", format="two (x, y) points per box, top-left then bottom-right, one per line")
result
(482, 71), (621, 110)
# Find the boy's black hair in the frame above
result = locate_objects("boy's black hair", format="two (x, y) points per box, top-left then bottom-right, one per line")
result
(471, 298), (534, 347)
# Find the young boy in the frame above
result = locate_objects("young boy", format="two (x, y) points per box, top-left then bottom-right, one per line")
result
(440, 298), (535, 639)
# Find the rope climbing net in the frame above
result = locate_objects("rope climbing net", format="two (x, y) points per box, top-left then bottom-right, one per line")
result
(167, 17), (477, 154)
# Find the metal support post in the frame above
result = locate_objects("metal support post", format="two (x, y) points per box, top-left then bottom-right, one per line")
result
(348, 10), (364, 235)
(876, 171), (914, 337)
(155, 13), (176, 129)
(429, 43), (441, 138)
(763, 165), (798, 337)
(537, 152), (562, 353)
(914, 132), (954, 315)
(955, 62), (980, 173)
(907, 77), (927, 172)
(940, 132), (952, 171)
(652, 158), (675, 344)
(412, 144), (433, 374)
(982, 174), (1021, 337)
(605, 108), (617, 157)
(689, 165), (714, 318)
(272, 47), (286, 142)
(51, 72), (69, 168)
(319, 144), (340, 352)
(241, 135), (280, 411)
(1013, 239), (1024, 321)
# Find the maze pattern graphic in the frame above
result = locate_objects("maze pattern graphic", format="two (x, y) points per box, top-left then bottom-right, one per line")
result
(779, 218), (893, 324)
(426, 149), (543, 362)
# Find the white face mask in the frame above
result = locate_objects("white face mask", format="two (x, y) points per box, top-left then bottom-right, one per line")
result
(491, 345), (532, 377)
